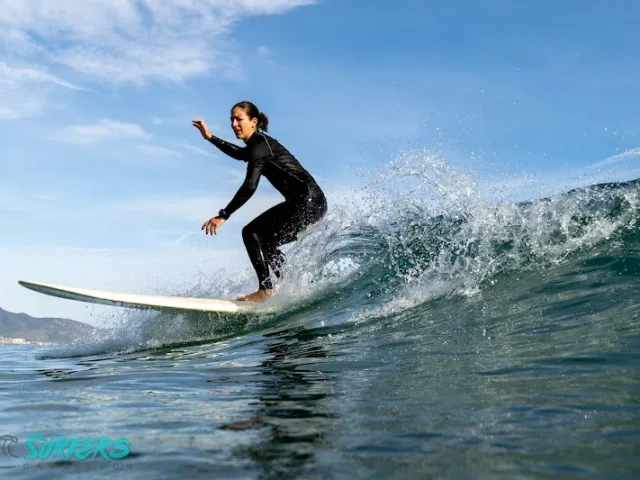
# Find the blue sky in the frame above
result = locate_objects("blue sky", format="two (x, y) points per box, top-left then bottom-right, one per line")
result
(1, 0), (638, 324)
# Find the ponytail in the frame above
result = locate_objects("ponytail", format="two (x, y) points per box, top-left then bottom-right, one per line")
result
(232, 101), (269, 132)
(257, 111), (269, 132)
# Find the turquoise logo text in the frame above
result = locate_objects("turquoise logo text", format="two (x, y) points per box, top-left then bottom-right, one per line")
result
(23, 435), (130, 461)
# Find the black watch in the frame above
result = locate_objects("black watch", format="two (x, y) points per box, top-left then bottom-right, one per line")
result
(218, 209), (229, 219)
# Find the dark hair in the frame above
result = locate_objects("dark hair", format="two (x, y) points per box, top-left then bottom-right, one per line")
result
(232, 101), (269, 132)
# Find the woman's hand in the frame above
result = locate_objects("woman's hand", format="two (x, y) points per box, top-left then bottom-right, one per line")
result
(192, 119), (212, 140)
(202, 216), (226, 236)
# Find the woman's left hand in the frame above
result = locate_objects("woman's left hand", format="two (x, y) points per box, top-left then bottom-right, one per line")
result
(202, 216), (226, 236)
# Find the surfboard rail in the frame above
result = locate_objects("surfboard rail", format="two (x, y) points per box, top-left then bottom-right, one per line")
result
(18, 280), (255, 314)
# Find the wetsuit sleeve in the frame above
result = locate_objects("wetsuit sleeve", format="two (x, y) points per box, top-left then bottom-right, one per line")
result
(221, 155), (268, 218)
(208, 134), (250, 161)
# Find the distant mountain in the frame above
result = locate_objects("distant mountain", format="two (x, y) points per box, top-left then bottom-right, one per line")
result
(0, 307), (97, 344)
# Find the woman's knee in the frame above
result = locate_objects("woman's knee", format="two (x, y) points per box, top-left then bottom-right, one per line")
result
(242, 223), (259, 244)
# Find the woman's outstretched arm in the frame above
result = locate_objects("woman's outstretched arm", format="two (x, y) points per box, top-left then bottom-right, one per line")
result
(192, 118), (249, 161)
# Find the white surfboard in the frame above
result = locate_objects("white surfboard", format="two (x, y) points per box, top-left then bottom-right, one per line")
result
(18, 280), (259, 314)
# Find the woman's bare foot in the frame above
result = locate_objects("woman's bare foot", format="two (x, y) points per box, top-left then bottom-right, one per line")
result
(237, 289), (275, 302)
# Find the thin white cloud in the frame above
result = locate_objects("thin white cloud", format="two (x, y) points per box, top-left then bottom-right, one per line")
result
(53, 119), (152, 144)
(0, 0), (316, 120)
(256, 44), (276, 65)
(57, 43), (214, 85)
(0, 98), (47, 120)
(177, 143), (216, 157)
(257, 45), (271, 58)
(0, 0), (317, 85)
(231, 0), (317, 15)
(0, 61), (83, 90)
(588, 147), (640, 169)
(174, 231), (195, 246)
(137, 144), (183, 158)
(30, 194), (57, 201)
(0, 26), (36, 53)
(0, 61), (82, 120)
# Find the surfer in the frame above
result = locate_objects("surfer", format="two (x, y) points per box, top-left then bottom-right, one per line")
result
(192, 101), (327, 302)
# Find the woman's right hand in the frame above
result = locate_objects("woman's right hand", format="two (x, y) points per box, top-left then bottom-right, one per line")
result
(202, 216), (226, 236)
(192, 119), (212, 140)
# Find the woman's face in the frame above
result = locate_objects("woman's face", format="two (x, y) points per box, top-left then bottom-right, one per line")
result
(230, 107), (257, 141)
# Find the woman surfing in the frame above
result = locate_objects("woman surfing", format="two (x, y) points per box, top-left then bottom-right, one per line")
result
(192, 101), (327, 302)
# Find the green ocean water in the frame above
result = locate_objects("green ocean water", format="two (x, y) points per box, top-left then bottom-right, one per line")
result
(1, 174), (639, 479)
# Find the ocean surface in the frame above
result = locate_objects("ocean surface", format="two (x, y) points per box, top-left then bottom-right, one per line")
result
(1, 157), (639, 479)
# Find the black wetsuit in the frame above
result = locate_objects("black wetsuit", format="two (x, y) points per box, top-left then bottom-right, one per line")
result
(208, 131), (327, 290)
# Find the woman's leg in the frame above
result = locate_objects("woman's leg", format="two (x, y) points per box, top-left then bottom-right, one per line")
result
(240, 195), (327, 298)
(241, 202), (291, 292)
